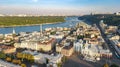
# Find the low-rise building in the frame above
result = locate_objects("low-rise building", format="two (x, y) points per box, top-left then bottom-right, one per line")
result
(0, 45), (16, 54)
(109, 35), (120, 40)
(37, 38), (56, 52)
(61, 43), (73, 56)
(115, 12), (120, 15)
(105, 26), (118, 34)
(14, 38), (56, 52)
(14, 41), (38, 50)
(88, 38), (99, 45)
(73, 40), (112, 62)
(56, 44), (64, 53)
(73, 39), (83, 52)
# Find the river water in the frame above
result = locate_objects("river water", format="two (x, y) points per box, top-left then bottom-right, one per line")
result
(0, 16), (91, 34)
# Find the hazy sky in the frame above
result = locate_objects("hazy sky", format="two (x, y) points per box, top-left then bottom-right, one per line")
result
(0, 0), (120, 15)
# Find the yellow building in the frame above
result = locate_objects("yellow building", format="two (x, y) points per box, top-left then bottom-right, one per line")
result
(37, 38), (56, 52)
(56, 44), (64, 52)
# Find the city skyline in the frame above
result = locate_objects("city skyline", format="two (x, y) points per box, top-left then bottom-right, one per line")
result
(0, 0), (120, 15)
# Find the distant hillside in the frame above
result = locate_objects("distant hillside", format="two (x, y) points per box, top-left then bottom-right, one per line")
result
(79, 14), (120, 26)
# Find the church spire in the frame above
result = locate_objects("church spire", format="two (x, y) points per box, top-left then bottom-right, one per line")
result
(40, 24), (43, 36)
(13, 27), (16, 34)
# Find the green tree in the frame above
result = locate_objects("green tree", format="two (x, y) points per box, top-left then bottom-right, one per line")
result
(57, 63), (62, 67)
(21, 63), (26, 67)
(6, 57), (12, 62)
(77, 35), (84, 39)
(61, 56), (67, 63)
(50, 31), (56, 35)
(0, 52), (6, 59)
(39, 48), (44, 52)
(46, 58), (49, 64)
(16, 52), (34, 62)
(118, 26), (120, 29)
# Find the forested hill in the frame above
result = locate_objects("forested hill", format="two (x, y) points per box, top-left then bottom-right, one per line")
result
(79, 14), (120, 26)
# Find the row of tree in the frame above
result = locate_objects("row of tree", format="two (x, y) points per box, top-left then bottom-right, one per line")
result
(0, 52), (27, 67)
(16, 52), (34, 62)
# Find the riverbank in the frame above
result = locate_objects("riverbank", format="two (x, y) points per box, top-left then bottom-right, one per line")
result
(0, 16), (65, 28)
(0, 22), (64, 28)
(0, 16), (80, 34)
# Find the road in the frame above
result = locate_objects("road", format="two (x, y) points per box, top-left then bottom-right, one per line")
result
(63, 20), (120, 67)
(95, 22), (120, 66)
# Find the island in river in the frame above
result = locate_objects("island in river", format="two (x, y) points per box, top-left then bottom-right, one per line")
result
(0, 16), (65, 27)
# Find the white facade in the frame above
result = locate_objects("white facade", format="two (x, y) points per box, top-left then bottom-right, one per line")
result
(14, 41), (38, 50)
(49, 35), (64, 39)
(74, 39), (83, 52)
(115, 12), (120, 15)
(21, 41), (38, 50)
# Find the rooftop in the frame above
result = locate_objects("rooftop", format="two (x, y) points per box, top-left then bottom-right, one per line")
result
(63, 43), (73, 50)
(0, 45), (15, 50)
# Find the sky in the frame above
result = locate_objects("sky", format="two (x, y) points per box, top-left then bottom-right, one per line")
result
(0, 0), (120, 15)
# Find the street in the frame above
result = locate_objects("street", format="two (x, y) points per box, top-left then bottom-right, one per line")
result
(63, 21), (120, 67)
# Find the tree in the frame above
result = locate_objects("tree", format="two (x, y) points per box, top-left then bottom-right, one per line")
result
(39, 48), (44, 52)
(50, 31), (56, 35)
(6, 54), (15, 59)
(16, 52), (23, 58)
(0, 52), (6, 59)
(46, 58), (49, 64)
(61, 56), (67, 63)
(118, 26), (120, 29)
(77, 35), (84, 39)
(21, 63), (26, 67)
(6, 57), (12, 62)
(57, 63), (62, 67)
(12, 59), (21, 64)
(16, 52), (34, 62)
(110, 64), (119, 67)
(103, 63), (109, 67)
(84, 34), (91, 38)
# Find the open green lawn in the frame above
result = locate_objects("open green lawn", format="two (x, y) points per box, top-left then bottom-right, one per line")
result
(0, 16), (65, 27)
